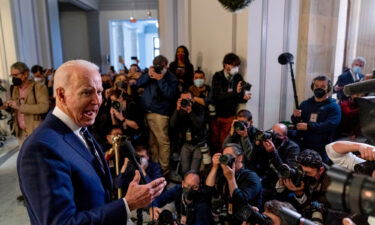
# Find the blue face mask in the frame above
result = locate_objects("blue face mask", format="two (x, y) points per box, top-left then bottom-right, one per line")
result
(352, 66), (362, 74)
(194, 79), (205, 88)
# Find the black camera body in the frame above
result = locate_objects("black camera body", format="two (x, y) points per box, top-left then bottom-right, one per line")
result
(277, 164), (305, 187)
(111, 100), (121, 112)
(219, 154), (235, 167)
(233, 120), (247, 131)
(235, 204), (273, 225)
(354, 160), (375, 176)
(181, 99), (193, 108)
(241, 81), (252, 91)
(254, 130), (277, 143)
(154, 64), (163, 74)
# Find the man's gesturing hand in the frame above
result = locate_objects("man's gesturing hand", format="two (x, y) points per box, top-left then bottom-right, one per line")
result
(125, 170), (167, 211)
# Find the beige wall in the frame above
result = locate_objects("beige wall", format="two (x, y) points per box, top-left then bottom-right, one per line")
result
(296, 0), (341, 100)
(0, 0), (18, 82)
(159, 0), (300, 129)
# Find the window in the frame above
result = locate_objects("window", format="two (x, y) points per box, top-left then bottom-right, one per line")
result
(153, 37), (160, 57)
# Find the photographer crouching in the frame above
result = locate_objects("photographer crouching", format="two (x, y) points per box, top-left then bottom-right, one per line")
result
(276, 150), (329, 224)
(150, 171), (214, 225)
(205, 143), (262, 225)
(248, 123), (300, 202)
(170, 91), (209, 175)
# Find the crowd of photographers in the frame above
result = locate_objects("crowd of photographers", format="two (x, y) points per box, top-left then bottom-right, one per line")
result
(5, 46), (375, 225)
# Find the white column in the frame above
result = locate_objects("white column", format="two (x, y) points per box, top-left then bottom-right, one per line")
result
(158, 0), (177, 60)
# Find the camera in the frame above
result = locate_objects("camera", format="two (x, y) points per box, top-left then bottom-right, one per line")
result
(241, 81), (252, 91)
(183, 188), (200, 202)
(199, 143), (211, 165)
(181, 99), (193, 108)
(254, 130), (277, 143)
(277, 164), (305, 187)
(154, 64), (163, 74)
(235, 204), (273, 225)
(279, 207), (316, 225)
(111, 100), (121, 112)
(326, 165), (375, 216)
(233, 120), (247, 131)
(354, 161), (375, 176)
(115, 80), (127, 89)
(219, 154), (235, 167)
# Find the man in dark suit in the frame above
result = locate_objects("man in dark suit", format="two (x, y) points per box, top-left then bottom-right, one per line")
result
(17, 60), (167, 225)
(334, 56), (366, 101)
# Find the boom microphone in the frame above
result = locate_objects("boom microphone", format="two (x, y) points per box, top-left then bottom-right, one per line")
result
(343, 79), (375, 96)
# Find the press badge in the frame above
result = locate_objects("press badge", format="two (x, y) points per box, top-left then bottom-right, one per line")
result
(228, 203), (233, 215)
(310, 113), (318, 123)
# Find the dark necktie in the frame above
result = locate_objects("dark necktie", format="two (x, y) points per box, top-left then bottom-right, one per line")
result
(80, 127), (106, 176)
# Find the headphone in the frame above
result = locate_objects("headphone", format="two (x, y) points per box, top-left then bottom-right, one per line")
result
(310, 75), (332, 93)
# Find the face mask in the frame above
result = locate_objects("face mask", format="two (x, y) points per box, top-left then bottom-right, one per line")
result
(230, 66), (239, 76)
(34, 77), (44, 83)
(352, 66), (362, 74)
(12, 77), (22, 86)
(313, 88), (326, 98)
(274, 137), (286, 148)
(194, 79), (204, 88)
(161, 68), (167, 75)
(47, 74), (53, 81)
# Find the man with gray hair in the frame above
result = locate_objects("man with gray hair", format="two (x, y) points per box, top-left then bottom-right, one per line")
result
(17, 60), (167, 225)
(334, 56), (366, 101)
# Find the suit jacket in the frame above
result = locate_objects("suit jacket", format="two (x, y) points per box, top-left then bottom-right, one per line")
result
(334, 70), (364, 101)
(17, 112), (127, 225)
(11, 82), (49, 137)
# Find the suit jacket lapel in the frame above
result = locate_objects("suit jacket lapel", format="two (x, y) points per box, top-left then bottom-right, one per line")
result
(46, 113), (113, 199)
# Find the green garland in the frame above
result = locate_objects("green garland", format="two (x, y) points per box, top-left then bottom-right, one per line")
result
(218, 0), (255, 12)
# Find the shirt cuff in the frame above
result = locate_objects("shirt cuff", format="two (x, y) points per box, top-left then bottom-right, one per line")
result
(123, 198), (133, 224)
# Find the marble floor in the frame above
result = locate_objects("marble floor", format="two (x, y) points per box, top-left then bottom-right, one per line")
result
(0, 137), (30, 225)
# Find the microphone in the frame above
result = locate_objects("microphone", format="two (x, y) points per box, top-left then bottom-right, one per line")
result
(343, 79), (375, 96)
(278, 52), (294, 65)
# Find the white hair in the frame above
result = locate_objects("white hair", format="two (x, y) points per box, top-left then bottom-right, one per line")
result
(352, 56), (366, 66)
(53, 60), (99, 97)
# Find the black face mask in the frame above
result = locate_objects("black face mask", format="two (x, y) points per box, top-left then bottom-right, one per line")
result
(12, 77), (22, 86)
(274, 137), (286, 148)
(313, 88), (326, 98)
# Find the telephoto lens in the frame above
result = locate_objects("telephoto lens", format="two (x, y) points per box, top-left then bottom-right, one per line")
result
(180, 99), (192, 108)
(327, 165), (375, 216)
(199, 144), (211, 165)
(233, 121), (246, 131)
(153, 64), (163, 74)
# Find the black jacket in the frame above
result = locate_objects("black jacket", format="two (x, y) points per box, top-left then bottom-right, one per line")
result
(170, 102), (207, 145)
(211, 70), (247, 118)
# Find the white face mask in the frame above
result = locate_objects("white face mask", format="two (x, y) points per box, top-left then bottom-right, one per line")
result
(194, 79), (205, 88)
(161, 68), (167, 75)
(34, 77), (44, 83)
(230, 66), (239, 76)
